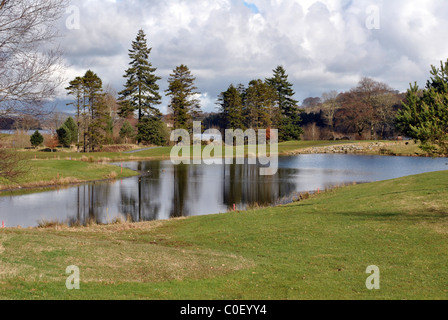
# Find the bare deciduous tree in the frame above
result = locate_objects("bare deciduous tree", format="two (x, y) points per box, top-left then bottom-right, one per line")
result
(0, 0), (68, 119)
(0, 0), (67, 181)
(0, 143), (28, 181)
(321, 91), (340, 140)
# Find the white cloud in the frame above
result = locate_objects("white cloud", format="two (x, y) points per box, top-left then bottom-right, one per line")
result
(55, 0), (448, 111)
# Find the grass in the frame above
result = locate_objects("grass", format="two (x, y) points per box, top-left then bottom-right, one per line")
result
(0, 160), (138, 191)
(4, 139), (433, 164)
(0, 170), (447, 300)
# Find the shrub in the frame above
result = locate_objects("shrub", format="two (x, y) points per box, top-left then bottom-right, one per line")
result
(56, 125), (72, 148)
(30, 130), (44, 148)
(137, 117), (168, 146)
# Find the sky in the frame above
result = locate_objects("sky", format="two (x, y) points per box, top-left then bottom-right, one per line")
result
(54, 0), (448, 114)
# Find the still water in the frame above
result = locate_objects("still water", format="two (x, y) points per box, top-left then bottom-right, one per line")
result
(1, 154), (447, 228)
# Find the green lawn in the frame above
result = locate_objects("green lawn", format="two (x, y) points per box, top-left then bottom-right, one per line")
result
(18, 141), (354, 161)
(0, 160), (138, 191)
(19, 140), (429, 161)
(0, 170), (447, 300)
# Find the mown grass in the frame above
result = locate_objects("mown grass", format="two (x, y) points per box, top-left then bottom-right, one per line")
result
(0, 170), (447, 300)
(7, 140), (431, 164)
(0, 160), (138, 191)
(16, 141), (356, 161)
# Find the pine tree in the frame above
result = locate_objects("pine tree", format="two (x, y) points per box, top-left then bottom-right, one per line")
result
(217, 84), (244, 130)
(137, 117), (168, 146)
(63, 117), (78, 145)
(166, 64), (201, 130)
(244, 79), (276, 130)
(66, 70), (107, 152)
(83, 70), (107, 152)
(30, 131), (44, 148)
(266, 66), (303, 141)
(118, 29), (162, 120)
(56, 125), (72, 148)
(397, 59), (448, 155)
(65, 77), (84, 150)
(119, 120), (136, 144)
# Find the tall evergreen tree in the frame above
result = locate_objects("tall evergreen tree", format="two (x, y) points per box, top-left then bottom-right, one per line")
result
(66, 70), (107, 152)
(266, 66), (303, 141)
(397, 59), (448, 155)
(118, 29), (163, 144)
(83, 70), (107, 152)
(217, 84), (244, 130)
(118, 29), (162, 120)
(244, 79), (276, 130)
(166, 64), (201, 130)
(65, 77), (84, 150)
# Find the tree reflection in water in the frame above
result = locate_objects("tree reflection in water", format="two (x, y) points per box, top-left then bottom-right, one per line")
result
(68, 160), (297, 226)
(5, 154), (441, 228)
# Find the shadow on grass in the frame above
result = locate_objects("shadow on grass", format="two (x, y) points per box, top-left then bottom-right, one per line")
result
(334, 209), (448, 222)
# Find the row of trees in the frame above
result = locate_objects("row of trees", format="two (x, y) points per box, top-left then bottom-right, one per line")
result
(65, 70), (109, 152)
(299, 78), (404, 141)
(217, 66), (303, 141)
(63, 30), (307, 149)
(297, 58), (448, 158)
(2, 0), (447, 184)
(65, 30), (206, 151)
(62, 28), (448, 156)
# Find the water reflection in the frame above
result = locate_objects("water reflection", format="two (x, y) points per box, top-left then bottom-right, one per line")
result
(0, 154), (447, 228)
(119, 161), (163, 222)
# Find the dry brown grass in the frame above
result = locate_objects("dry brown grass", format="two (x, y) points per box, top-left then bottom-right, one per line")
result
(37, 219), (69, 229)
(0, 219), (254, 285)
(106, 171), (118, 179)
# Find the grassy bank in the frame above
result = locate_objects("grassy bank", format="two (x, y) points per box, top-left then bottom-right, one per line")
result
(14, 140), (428, 162)
(0, 140), (434, 194)
(18, 141), (342, 162)
(0, 170), (447, 299)
(23, 141), (425, 162)
(0, 160), (139, 192)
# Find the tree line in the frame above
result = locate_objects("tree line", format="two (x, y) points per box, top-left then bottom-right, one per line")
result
(23, 25), (448, 159)
(1, 0), (447, 161)
(216, 66), (303, 142)
(297, 77), (405, 141)
(61, 30), (306, 152)
(2, 0), (448, 184)
(62, 30), (206, 151)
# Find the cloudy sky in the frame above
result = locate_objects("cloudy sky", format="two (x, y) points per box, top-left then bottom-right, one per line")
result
(54, 0), (448, 114)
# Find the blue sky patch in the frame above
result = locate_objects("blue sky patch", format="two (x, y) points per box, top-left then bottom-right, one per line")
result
(244, 1), (260, 14)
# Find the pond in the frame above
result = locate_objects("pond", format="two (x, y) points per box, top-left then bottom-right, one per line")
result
(0, 154), (447, 228)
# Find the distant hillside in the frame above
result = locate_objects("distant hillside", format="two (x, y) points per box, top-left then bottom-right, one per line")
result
(0, 111), (73, 131)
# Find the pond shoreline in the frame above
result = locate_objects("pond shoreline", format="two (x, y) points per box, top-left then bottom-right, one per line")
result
(284, 141), (444, 157)
(0, 161), (139, 194)
(1, 141), (445, 195)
